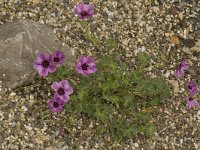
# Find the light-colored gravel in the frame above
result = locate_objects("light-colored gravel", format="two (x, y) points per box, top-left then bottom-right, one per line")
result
(0, 0), (200, 149)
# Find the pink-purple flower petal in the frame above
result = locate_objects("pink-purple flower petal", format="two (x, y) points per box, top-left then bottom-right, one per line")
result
(74, 2), (94, 19)
(38, 52), (47, 61)
(33, 53), (56, 77)
(65, 86), (73, 95)
(51, 50), (65, 65)
(76, 55), (97, 77)
(61, 80), (68, 86)
(40, 69), (48, 77)
(174, 59), (189, 78)
(51, 80), (73, 102)
(174, 69), (184, 78)
(61, 94), (70, 103)
(51, 82), (59, 91)
(180, 59), (189, 70)
(186, 97), (199, 109)
(187, 80), (198, 96)
(49, 95), (65, 112)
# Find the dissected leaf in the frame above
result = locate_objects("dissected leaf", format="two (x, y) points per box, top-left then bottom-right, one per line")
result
(62, 54), (171, 141)
(84, 32), (101, 46)
(123, 93), (136, 109)
(103, 94), (119, 104)
(94, 103), (113, 121)
(105, 38), (117, 49)
(100, 56), (118, 70)
(136, 112), (150, 124)
(79, 20), (88, 28)
(138, 52), (151, 66)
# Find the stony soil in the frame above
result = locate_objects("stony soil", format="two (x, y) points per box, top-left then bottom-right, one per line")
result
(0, 0), (200, 149)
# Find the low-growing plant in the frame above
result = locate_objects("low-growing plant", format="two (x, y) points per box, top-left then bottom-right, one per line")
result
(25, 1), (198, 142)
(47, 52), (170, 140)
(30, 1), (172, 141)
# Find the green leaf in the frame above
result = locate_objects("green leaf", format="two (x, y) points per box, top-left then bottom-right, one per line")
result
(123, 94), (135, 109)
(150, 98), (161, 106)
(148, 77), (171, 99)
(136, 112), (150, 124)
(146, 124), (156, 135)
(120, 74), (130, 85)
(105, 38), (117, 49)
(100, 56), (118, 70)
(138, 126), (146, 133)
(84, 32), (101, 46)
(63, 116), (76, 127)
(94, 103), (113, 121)
(138, 52), (151, 66)
(79, 20), (88, 28)
(64, 96), (76, 111)
(103, 94), (119, 104)
(46, 66), (70, 82)
(131, 69), (145, 83)
(109, 118), (137, 140)
(122, 126), (138, 138)
(96, 126), (106, 135)
(77, 88), (87, 100)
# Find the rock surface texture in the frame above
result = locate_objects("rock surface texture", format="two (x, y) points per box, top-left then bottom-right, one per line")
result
(0, 20), (74, 88)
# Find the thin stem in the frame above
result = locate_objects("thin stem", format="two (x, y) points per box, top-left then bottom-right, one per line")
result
(66, 77), (78, 86)
(110, 138), (122, 150)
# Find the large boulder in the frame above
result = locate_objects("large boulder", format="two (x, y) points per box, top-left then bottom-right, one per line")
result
(0, 20), (75, 88)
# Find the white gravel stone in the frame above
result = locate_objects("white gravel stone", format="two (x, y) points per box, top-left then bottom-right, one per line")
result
(134, 142), (139, 147)
(29, 95), (34, 100)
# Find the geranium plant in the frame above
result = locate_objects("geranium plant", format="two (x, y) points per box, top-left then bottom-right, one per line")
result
(32, 1), (172, 141)
(44, 52), (171, 140)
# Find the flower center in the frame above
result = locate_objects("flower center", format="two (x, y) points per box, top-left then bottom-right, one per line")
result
(53, 101), (59, 108)
(81, 11), (88, 16)
(178, 63), (183, 69)
(58, 88), (65, 95)
(81, 63), (89, 70)
(54, 57), (60, 62)
(188, 85), (192, 89)
(189, 97), (192, 101)
(41, 60), (49, 68)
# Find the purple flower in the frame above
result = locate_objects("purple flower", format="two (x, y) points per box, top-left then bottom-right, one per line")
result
(51, 50), (65, 65)
(186, 97), (199, 109)
(34, 53), (56, 77)
(187, 80), (198, 96)
(174, 59), (189, 78)
(76, 55), (97, 77)
(51, 80), (73, 102)
(74, 2), (94, 19)
(49, 95), (65, 112)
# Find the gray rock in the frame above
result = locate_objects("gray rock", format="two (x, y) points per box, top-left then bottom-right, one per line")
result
(0, 20), (75, 88)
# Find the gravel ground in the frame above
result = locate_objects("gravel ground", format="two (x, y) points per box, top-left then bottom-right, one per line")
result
(0, 0), (200, 149)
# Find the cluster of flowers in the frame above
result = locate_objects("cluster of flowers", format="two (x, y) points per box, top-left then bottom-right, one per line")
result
(34, 50), (96, 112)
(33, 2), (96, 112)
(174, 59), (199, 109)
